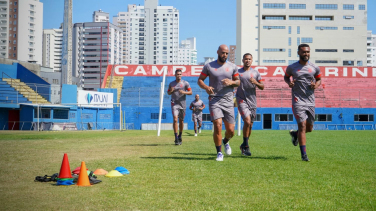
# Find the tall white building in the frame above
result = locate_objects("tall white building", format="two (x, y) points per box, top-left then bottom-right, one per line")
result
(367, 31), (376, 67)
(236, 0), (367, 66)
(178, 37), (197, 65)
(42, 28), (62, 72)
(113, 0), (179, 65)
(0, 0), (43, 64)
(93, 9), (109, 22)
(72, 22), (123, 90)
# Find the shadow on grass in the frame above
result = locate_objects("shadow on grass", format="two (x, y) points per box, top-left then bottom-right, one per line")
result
(173, 153), (287, 160)
(124, 144), (171, 147)
(140, 156), (213, 160)
(173, 152), (214, 156)
(235, 155), (288, 160)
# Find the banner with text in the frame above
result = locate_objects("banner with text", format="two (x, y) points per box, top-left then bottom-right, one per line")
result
(106, 65), (376, 78)
(77, 90), (113, 108)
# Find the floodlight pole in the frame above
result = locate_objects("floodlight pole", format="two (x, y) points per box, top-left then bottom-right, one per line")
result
(237, 110), (241, 136)
(157, 68), (167, 136)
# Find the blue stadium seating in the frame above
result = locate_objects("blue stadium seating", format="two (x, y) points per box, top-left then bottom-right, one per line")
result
(0, 81), (31, 104)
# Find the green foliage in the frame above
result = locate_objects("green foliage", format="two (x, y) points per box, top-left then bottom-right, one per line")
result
(0, 130), (375, 210)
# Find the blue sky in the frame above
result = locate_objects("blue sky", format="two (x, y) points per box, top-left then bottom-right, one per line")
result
(41, 0), (376, 63)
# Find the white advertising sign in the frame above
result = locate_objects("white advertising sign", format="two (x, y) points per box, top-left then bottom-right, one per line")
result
(77, 90), (113, 108)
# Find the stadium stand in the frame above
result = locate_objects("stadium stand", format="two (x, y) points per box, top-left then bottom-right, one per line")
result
(2, 78), (50, 104)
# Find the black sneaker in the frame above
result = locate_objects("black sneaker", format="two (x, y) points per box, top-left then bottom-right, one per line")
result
(178, 136), (182, 145)
(174, 139), (179, 145)
(301, 154), (310, 161)
(289, 129), (298, 146)
(240, 144), (252, 156)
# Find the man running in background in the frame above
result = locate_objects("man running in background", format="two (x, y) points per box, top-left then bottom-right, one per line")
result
(198, 44), (240, 161)
(168, 69), (192, 145)
(189, 94), (205, 136)
(236, 53), (264, 156)
(284, 44), (321, 161)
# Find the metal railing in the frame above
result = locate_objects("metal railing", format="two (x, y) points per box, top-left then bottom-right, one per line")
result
(0, 121), (125, 131)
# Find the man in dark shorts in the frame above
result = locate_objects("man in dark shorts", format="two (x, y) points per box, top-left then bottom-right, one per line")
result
(236, 53), (264, 156)
(167, 69), (192, 145)
(284, 44), (321, 161)
(198, 44), (240, 161)
(189, 94), (205, 136)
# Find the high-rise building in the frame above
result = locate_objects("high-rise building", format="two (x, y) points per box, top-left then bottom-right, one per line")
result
(229, 45), (236, 63)
(0, 0), (43, 64)
(93, 9), (109, 22)
(72, 22), (123, 90)
(367, 31), (376, 67)
(113, 0), (179, 65)
(178, 37), (197, 65)
(42, 28), (63, 72)
(236, 0), (367, 66)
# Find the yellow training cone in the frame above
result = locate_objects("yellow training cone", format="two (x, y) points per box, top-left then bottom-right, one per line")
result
(105, 170), (123, 177)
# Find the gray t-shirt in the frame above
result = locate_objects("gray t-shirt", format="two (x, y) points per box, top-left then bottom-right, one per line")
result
(285, 61), (321, 106)
(190, 99), (205, 115)
(201, 60), (239, 101)
(236, 68), (263, 109)
(168, 80), (191, 109)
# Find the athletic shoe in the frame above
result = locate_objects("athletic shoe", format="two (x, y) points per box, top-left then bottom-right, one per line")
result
(178, 136), (182, 145)
(194, 133), (197, 137)
(216, 152), (224, 161)
(240, 144), (252, 156)
(174, 139), (179, 145)
(301, 154), (310, 162)
(223, 139), (232, 155)
(198, 128), (201, 133)
(289, 129), (298, 146)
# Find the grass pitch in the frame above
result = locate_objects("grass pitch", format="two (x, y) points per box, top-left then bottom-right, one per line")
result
(0, 130), (375, 210)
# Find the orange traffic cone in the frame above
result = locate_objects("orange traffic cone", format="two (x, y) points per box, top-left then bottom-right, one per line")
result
(77, 161), (91, 186)
(58, 153), (73, 179)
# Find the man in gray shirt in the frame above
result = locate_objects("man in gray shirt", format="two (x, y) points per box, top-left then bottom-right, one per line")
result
(284, 44), (322, 161)
(168, 69), (192, 145)
(198, 44), (240, 161)
(189, 94), (205, 136)
(236, 53), (264, 156)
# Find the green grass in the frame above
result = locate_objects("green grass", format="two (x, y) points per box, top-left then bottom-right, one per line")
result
(0, 130), (375, 210)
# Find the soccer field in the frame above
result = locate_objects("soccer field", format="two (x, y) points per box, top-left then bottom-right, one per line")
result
(0, 130), (375, 210)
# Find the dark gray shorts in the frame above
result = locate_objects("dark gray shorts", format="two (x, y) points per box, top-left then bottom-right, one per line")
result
(292, 105), (315, 125)
(209, 96), (235, 124)
(237, 98), (256, 123)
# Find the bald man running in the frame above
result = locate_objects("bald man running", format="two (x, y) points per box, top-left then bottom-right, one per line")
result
(198, 44), (240, 161)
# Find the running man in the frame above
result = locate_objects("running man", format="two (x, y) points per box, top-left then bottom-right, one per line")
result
(189, 94), (205, 136)
(236, 53), (264, 156)
(168, 69), (192, 145)
(198, 44), (240, 161)
(284, 44), (321, 161)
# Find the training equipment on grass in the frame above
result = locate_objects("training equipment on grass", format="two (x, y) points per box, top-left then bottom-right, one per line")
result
(105, 170), (123, 177)
(72, 166), (88, 175)
(58, 153), (73, 179)
(115, 166), (130, 175)
(93, 168), (108, 175)
(77, 161), (91, 186)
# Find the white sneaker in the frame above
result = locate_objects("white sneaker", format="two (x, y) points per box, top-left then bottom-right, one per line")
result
(223, 140), (232, 155)
(198, 128), (201, 133)
(216, 152), (223, 161)
(194, 133), (197, 136)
